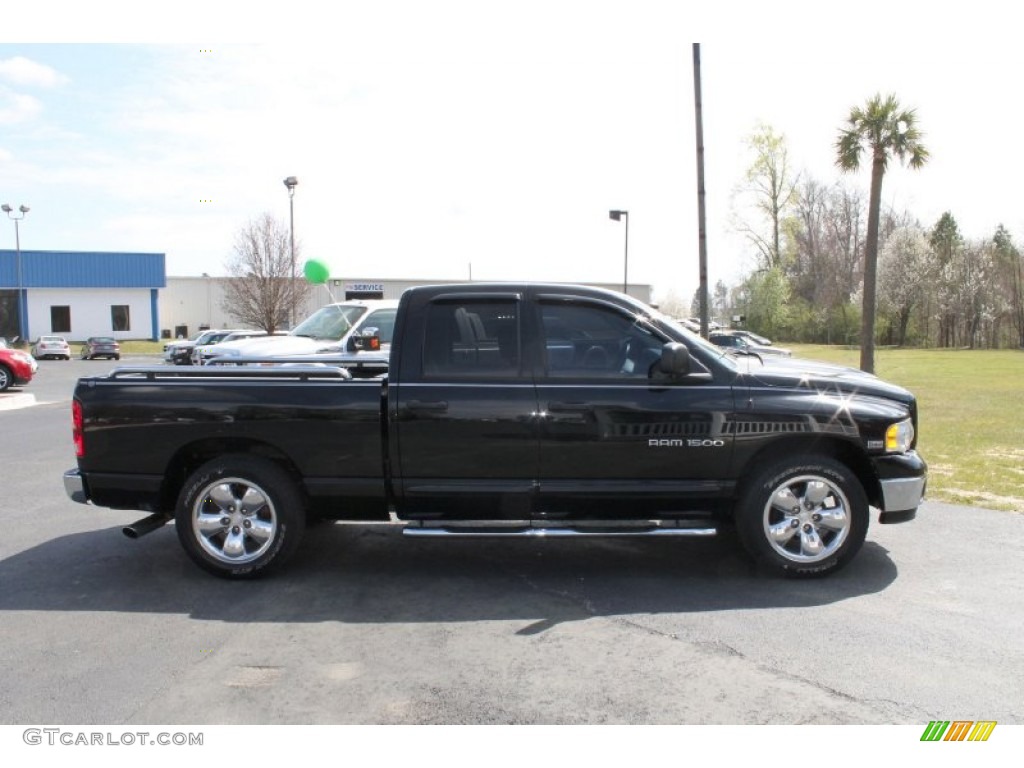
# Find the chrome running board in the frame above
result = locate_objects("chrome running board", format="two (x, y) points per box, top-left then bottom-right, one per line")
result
(402, 523), (717, 538)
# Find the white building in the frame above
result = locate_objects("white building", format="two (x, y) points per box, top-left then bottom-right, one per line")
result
(158, 277), (653, 339)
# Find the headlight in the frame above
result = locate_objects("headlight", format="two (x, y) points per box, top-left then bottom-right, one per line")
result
(884, 418), (915, 453)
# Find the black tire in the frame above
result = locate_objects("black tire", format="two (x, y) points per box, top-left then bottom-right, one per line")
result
(0, 364), (11, 391)
(735, 456), (868, 577)
(175, 455), (306, 579)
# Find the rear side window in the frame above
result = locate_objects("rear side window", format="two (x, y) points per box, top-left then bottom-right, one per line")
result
(422, 301), (520, 378)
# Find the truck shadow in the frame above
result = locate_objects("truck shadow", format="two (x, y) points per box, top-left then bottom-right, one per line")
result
(0, 522), (897, 628)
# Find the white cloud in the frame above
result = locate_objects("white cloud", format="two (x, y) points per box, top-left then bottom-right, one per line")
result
(0, 56), (69, 88)
(0, 87), (42, 124)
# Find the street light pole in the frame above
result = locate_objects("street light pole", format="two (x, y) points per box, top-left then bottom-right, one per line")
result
(282, 176), (298, 328)
(2, 203), (29, 342)
(609, 210), (629, 295)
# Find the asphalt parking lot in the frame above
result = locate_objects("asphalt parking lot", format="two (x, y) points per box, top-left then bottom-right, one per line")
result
(1, 356), (1022, 725)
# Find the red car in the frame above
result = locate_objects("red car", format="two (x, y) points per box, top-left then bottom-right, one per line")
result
(0, 346), (38, 391)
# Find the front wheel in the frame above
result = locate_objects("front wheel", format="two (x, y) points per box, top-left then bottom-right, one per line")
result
(0, 364), (11, 391)
(175, 455), (306, 578)
(735, 456), (868, 577)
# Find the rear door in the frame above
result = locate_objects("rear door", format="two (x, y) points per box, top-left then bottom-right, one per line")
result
(391, 291), (540, 520)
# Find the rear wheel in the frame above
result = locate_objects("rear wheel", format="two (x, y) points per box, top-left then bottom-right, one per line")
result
(735, 456), (868, 577)
(175, 455), (306, 578)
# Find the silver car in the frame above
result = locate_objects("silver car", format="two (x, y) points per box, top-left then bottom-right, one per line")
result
(31, 335), (72, 360)
(709, 331), (792, 358)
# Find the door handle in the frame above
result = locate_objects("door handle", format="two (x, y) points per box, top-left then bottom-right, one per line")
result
(406, 399), (449, 414)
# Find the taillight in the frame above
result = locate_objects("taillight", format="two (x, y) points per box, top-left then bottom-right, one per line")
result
(72, 399), (84, 457)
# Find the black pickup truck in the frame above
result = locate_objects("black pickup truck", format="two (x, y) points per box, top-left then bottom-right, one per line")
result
(64, 283), (926, 579)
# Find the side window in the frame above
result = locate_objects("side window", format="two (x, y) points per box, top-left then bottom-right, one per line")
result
(540, 301), (664, 380)
(361, 308), (398, 344)
(422, 301), (520, 378)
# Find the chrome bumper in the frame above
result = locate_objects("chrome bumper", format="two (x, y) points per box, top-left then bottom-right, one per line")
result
(63, 469), (90, 504)
(879, 474), (926, 522)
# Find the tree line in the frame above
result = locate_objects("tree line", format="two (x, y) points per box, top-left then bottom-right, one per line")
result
(715, 103), (1024, 355)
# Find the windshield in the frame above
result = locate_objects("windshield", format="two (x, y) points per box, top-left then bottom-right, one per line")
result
(291, 305), (368, 340)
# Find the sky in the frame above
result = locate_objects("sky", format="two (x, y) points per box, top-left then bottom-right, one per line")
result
(2, 0), (1022, 307)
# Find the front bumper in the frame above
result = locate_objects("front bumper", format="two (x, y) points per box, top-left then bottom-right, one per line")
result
(874, 450), (927, 523)
(63, 469), (90, 504)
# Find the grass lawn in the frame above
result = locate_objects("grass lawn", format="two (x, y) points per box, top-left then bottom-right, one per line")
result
(789, 344), (1024, 513)
(118, 340), (167, 354)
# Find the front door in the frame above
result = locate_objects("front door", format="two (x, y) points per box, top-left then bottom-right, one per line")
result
(533, 294), (735, 520)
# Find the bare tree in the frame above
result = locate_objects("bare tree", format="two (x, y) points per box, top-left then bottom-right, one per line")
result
(221, 213), (309, 332)
(733, 123), (799, 271)
(879, 224), (929, 346)
(993, 225), (1024, 348)
(787, 178), (865, 341)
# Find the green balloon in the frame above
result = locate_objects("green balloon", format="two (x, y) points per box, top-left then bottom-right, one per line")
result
(303, 259), (330, 284)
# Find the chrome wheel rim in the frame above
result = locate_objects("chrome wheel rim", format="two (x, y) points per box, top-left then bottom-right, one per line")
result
(762, 474), (851, 563)
(191, 476), (278, 564)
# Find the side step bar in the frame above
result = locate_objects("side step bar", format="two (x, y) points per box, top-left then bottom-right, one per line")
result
(404, 525), (717, 538)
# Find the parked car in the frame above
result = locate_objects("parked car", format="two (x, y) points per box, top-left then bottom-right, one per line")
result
(708, 331), (791, 358)
(0, 346), (37, 391)
(191, 330), (281, 365)
(31, 335), (72, 360)
(81, 337), (121, 360)
(731, 329), (773, 347)
(164, 329), (231, 366)
(65, 283), (926, 580)
(198, 301), (400, 365)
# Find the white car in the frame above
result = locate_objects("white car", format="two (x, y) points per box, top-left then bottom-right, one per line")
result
(31, 335), (71, 360)
(200, 300), (399, 364)
(191, 330), (282, 366)
(709, 331), (792, 358)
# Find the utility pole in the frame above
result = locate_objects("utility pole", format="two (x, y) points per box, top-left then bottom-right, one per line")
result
(693, 44), (709, 338)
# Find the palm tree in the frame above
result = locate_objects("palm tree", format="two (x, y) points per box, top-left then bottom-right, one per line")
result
(836, 93), (928, 373)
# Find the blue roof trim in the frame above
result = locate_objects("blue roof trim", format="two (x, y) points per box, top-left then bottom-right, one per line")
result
(0, 250), (166, 289)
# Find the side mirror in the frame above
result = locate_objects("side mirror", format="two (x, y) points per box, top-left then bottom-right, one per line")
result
(655, 342), (691, 378)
